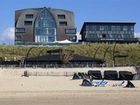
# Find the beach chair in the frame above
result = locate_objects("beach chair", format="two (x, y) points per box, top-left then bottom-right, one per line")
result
(104, 70), (118, 80)
(88, 70), (102, 80)
(119, 71), (134, 80)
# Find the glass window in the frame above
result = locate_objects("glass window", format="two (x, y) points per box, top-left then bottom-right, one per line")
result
(96, 25), (100, 31)
(109, 34), (114, 39)
(65, 28), (76, 34)
(102, 34), (106, 38)
(15, 35), (22, 40)
(86, 25), (96, 31)
(69, 36), (76, 42)
(35, 9), (56, 43)
(104, 26), (109, 31)
(116, 26), (121, 31)
(111, 26), (116, 31)
(109, 34), (116, 39)
(59, 21), (67, 26)
(87, 31), (94, 34)
(100, 26), (104, 31)
(124, 34), (130, 38)
(85, 34), (97, 39)
(115, 34), (119, 39)
(111, 26), (121, 31)
(58, 15), (66, 19)
(121, 34), (124, 38)
(25, 14), (34, 19)
(130, 34), (133, 38)
(15, 28), (25, 33)
(24, 21), (32, 25)
(48, 28), (55, 35)
(123, 26), (128, 31)
(48, 36), (55, 42)
(130, 26), (134, 31)
(117, 34), (122, 39)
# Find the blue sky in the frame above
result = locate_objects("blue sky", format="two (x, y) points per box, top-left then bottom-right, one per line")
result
(0, 0), (140, 44)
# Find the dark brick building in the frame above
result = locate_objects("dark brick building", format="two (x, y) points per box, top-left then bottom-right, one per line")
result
(15, 7), (76, 45)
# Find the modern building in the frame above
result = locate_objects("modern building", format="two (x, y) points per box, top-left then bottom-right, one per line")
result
(15, 7), (77, 45)
(80, 22), (138, 43)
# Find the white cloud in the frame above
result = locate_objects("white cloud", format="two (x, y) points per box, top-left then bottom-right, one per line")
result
(135, 33), (140, 38)
(0, 27), (15, 45)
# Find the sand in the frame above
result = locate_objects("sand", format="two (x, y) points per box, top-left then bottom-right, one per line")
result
(0, 90), (140, 105)
(0, 66), (136, 77)
(0, 67), (139, 105)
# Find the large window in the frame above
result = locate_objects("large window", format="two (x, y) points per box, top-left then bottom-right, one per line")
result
(65, 28), (76, 34)
(86, 25), (96, 31)
(15, 28), (25, 33)
(25, 14), (34, 19)
(123, 26), (128, 31)
(104, 26), (109, 31)
(102, 34), (106, 38)
(100, 26), (104, 31)
(85, 34), (98, 39)
(24, 21), (32, 26)
(15, 35), (22, 41)
(130, 26), (134, 31)
(111, 26), (116, 31)
(58, 15), (66, 19)
(59, 21), (67, 26)
(116, 26), (121, 31)
(35, 9), (56, 43)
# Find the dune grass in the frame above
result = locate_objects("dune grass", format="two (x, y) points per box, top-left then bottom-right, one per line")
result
(0, 43), (139, 66)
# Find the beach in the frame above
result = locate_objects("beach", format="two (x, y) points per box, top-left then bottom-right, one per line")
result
(0, 90), (140, 105)
(0, 67), (140, 105)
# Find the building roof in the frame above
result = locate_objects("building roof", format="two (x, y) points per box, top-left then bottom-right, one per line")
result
(26, 54), (104, 63)
(83, 22), (136, 24)
(15, 7), (74, 14)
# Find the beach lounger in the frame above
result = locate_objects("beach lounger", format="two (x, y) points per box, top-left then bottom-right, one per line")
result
(104, 70), (118, 80)
(119, 71), (134, 80)
(88, 70), (102, 79)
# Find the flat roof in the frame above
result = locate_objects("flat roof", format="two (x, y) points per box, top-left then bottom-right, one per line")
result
(83, 22), (136, 25)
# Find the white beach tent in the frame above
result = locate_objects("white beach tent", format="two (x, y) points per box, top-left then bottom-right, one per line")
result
(56, 39), (73, 44)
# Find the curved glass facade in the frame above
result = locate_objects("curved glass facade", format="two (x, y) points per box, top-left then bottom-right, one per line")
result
(35, 9), (56, 43)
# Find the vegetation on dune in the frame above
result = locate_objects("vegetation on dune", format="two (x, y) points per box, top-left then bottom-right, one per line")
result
(0, 43), (139, 66)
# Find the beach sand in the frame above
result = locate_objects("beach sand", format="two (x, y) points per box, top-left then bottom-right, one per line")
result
(0, 67), (139, 105)
(0, 90), (140, 105)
